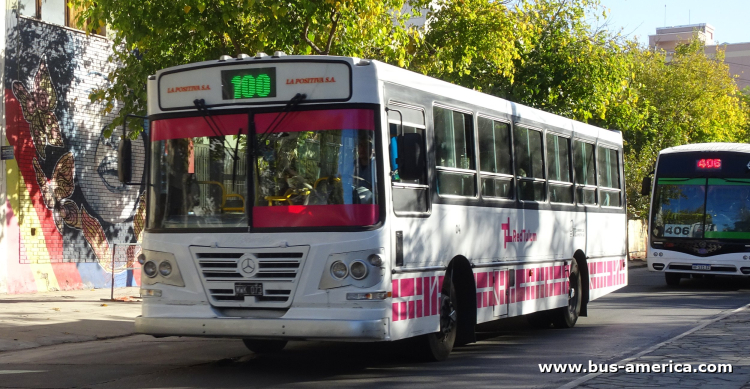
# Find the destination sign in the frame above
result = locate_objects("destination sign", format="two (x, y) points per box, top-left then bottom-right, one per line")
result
(157, 61), (351, 110)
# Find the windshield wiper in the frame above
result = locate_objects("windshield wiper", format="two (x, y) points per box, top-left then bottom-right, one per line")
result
(256, 93), (307, 149)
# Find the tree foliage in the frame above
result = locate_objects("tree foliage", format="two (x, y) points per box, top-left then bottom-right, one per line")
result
(69, 0), (428, 135)
(614, 39), (750, 219)
(73, 0), (750, 220)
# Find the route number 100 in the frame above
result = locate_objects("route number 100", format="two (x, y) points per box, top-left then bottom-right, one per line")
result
(230, 74), (272, 99)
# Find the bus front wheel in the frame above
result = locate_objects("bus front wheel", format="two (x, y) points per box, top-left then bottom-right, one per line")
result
(665, 272), (681, 286)
(421, 276), (457, 361)
(552, 259), (581, 329)
(242, 339), (288, 354)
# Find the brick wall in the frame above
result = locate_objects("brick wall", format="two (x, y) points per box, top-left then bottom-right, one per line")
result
(1, 14), (145, 293)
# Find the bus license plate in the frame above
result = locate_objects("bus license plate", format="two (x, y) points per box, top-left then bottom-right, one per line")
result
(235, 283), (263, 297)
(692, 264), (711, 271)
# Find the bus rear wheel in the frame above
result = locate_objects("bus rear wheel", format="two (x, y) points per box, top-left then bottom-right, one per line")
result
(242, 339), (287, 354)
(665, 272), (682, 286)
(421, 276), (457, 361)
(552, 259), (581, 329)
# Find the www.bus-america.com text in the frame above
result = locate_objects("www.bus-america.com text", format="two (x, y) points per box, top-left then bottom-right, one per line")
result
(539, 360), (732, 374)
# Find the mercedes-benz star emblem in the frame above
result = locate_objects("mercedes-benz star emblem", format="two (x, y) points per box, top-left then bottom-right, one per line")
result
(240, 258), (256, 275)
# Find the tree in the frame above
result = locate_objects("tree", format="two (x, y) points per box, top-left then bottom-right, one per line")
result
(616, 39), (750, 219)
(414, 0), (634, 125)
(70, 0), (428, 135)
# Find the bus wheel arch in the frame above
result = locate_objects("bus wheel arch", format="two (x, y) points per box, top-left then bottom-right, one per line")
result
(573, 250), (590, 317)
(446, 256), (477, 346)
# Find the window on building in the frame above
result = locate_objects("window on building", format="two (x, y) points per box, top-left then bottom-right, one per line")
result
(19, 0), (105, 35)
(597, 146), (621, 207)
(478, 117), (513, 199)
(547, 133), (573, 204)
(434, 106), (476, 197)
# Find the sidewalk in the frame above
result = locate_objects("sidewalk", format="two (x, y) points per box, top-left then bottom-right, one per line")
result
(0, 287), (142, 352)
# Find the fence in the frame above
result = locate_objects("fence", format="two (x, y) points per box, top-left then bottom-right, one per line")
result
(105, 242), (142, 301)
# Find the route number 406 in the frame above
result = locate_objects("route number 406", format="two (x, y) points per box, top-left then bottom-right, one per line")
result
(664, 224), (691, 237)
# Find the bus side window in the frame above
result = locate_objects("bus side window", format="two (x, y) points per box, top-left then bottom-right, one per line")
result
(547, 133), (573, 204)
(574, 140), (597, 205)
(597, 146), (622, 207)
(514, 126), (545, 201)
(478, 117), (513, 200)
(388, 103), (429, 214)
(434, 106), (476, 197)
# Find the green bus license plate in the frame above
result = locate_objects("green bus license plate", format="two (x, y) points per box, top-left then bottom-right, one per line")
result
(235, 283), (263, 296)
(692, 264), (711, 271)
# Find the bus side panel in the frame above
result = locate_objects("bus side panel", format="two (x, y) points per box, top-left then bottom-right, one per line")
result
(586, 212), (628, 300)
(476, 264), (569, 324)
(390, 272), (442, 340)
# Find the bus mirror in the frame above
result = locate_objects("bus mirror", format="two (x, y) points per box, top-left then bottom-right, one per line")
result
(397, 133), (424, 181)
(118, 137), (132, 184)
(641, 176), (652, 196)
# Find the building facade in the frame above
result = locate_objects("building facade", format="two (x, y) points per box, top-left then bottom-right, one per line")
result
(649, 23), (750, 90)
(0, 1), (144, 294)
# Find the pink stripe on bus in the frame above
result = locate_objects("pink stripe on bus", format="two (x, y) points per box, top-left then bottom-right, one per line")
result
(253, 204), (379, 228)
(476, 272), (488, 289)
(151, 114), (248, 141)
(255, 109), (375, 133)
(401, 278), (415, 297)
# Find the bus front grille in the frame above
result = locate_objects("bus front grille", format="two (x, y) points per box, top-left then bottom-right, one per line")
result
(190, 246), (309, 308)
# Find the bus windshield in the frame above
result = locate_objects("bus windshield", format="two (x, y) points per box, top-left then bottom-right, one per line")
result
(651, 178), (750, 240)
(147, 108), (379, 230)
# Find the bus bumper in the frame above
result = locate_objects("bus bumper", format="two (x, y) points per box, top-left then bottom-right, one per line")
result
(134, 316), (389, 341)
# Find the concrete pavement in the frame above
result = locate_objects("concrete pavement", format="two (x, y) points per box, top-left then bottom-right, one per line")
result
(566, 304), (750, 388)
(0, 287), (141, 352)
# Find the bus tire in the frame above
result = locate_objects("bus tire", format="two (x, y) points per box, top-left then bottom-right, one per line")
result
(665, 272), (681, 286)
(242, 339), (287, 354)
(421, 276), (458, 361)
(552, 259), (582, 329)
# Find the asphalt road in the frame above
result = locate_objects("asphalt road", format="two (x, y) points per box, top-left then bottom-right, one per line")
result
(2, 266), (750, 389)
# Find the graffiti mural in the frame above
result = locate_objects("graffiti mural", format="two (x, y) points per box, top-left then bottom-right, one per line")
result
(2, 15), (146, 293)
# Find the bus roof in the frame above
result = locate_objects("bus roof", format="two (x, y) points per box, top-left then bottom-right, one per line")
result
(369, 59), (621, 145)
(660, 143), (750, 155)
(150, 54), (620, 145)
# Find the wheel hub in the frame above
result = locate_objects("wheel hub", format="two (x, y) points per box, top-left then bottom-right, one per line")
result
(439, 294), (457, 337)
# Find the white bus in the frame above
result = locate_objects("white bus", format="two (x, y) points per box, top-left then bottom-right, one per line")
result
(645, 143), (750, 286)
(130, 53), (628, 360)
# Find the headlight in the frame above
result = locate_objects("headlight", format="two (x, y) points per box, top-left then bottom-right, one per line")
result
(158, 261), (173, 277)
(367, 254), (383, 267)
(331, 261), (348, 279)
(143, 261), (158, 278)
(349, 260), (368, 280)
